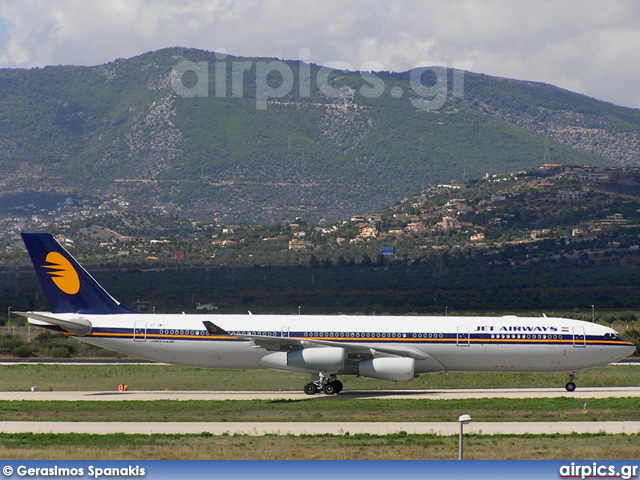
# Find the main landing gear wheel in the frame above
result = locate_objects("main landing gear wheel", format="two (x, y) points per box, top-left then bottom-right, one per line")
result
(323, 382), (337, 395)
(323, 380), (343, 395)
(565, 370), (577, 392)
(304, 382), (319, 395)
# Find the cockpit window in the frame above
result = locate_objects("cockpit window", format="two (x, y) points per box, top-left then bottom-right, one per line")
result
(604, 332), (618, 340)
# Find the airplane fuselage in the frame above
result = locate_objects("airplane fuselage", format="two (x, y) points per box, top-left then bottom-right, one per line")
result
(31, 313), (635, 375)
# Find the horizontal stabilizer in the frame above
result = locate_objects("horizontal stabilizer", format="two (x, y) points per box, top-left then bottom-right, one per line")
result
(14, 311), (92, 336)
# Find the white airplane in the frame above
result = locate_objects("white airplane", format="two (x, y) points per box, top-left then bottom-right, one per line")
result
(17, 233), (636, 395)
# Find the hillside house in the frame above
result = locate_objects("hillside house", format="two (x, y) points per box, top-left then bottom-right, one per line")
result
(405, 222), (427, 234)
(289, 239), (312, 250)
(557, 190), (583, 200)
(440, 216), (461, 231)
(359, 226), (378, 239)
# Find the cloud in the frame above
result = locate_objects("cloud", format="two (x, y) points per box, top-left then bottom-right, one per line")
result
(0, 0), (638, 108)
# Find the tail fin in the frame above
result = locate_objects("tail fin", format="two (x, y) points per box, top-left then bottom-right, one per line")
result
(21, 233), (137, 314)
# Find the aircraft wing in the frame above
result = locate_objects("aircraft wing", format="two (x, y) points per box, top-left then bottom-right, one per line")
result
(14, 311), (92, 336)
(203, 321), (431, 360)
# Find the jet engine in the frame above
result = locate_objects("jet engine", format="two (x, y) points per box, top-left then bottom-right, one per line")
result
(259, 347), (346, 371)
(358, 357), (415, 381)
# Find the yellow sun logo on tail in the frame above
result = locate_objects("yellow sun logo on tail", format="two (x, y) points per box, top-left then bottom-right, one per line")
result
(42, 252), (80, 295)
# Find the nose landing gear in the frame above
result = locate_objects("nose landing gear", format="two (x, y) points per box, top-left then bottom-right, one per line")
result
(565, 370), (577, 392)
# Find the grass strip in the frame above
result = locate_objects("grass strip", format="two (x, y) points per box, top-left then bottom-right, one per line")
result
(0, 364), (637, 391)
(1, 397), (639, 422)
(0, 432), (638, 460)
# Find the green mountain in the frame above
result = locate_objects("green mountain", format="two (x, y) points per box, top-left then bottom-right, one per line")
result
(1, 47), (639, 223)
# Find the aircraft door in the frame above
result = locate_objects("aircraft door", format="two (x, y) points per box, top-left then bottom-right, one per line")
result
(281, 326), (290, 338)
(572, 326), (586, 347)
(133, 321), (147, 342)
(457, 325), (470, 347)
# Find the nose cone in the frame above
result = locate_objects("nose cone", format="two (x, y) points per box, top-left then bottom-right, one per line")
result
(616, 339), (637, 362)
(622, 343), (637, 359)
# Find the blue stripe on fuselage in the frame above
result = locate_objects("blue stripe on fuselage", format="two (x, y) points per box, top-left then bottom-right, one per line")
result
(77, 327), (630, 348)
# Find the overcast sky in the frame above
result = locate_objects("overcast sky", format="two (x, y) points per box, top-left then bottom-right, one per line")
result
(0, 0), (638, 109)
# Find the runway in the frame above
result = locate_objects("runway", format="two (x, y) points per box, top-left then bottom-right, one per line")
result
(1, 386), (639, 401)
(1, 421), (638, 436)
(3, 387), (639, 437)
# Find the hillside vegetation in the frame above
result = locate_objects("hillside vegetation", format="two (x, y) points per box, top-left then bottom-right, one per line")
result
(1, 48), (639, 223)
